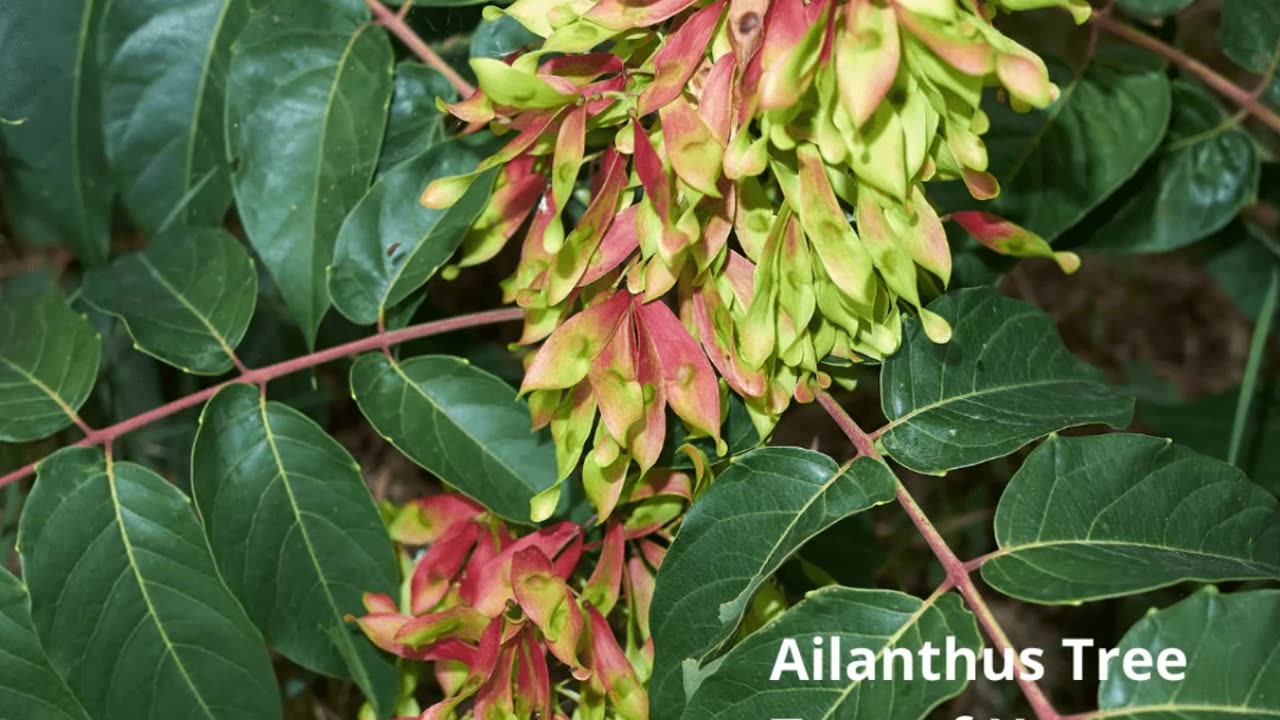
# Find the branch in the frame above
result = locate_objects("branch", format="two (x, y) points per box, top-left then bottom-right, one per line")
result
(364, 0), (476, 98)
(0, 307), (524, 490)
(1089, 11), (1280, 135)
(817, 391), (1062, 720)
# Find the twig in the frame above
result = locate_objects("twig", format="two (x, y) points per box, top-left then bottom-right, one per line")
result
(1089, 11), (1280, 135)
(0, 307), (524, 490)
(363, 0), (475, 98)
(817, 390), (1062, 720)
(814, 391), (877, 457)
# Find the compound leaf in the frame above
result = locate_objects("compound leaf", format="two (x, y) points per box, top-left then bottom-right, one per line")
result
(982, 433), (1280, 604)
(191, 384), (399, 716)
(18, 447), (281, 720)
(82, 229), (256, 375)
(650, 449), (897, 719)
(0, 293), (101, 442)
(681, 588), (980, 720)
(98, 0), (246, 232)
(878, 288), (1134, 475)
(226, 0), (393, 345)
(1097, 588), (1280, 719)
(0, 567), (91, 720)
(350, 353), (557, 524)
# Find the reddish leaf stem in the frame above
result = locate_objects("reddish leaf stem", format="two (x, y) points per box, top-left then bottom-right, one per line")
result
(816, 391), (1062, 720)
(0, 307), (524, 490)
(1089, 11), (1280, 135)
(364, 0), (476, 98)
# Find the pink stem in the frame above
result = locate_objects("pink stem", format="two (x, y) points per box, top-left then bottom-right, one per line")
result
(364, 0), (476, 98)
(816, 391), (1062, 720)
(1090, 11), (1280, 135)
(0, 307), (524, 490)
(814, 391), (877, 457)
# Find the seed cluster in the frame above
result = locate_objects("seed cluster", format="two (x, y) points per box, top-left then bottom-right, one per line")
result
(425, 0), (1087, 520)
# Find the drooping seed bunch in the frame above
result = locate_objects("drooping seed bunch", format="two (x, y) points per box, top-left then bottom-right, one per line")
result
(355, 491), (677, 720)
(424, 0), (1088, 520)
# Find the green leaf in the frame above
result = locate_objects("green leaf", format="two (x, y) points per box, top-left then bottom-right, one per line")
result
(1139, 384), (1280, 496)
(378, 62), (456, 174)
(330, 136), (498, 325)
(82, 229), (257, 375)
(985, 48), (1171, 240)
(1113, 0), (1194, 19)
(649, 449), (897, 719)
(681, 588), (980, 720)
(98, 0), (246, 232)
(470, 14), (539, 60)
(18, 447), (282, 720)
(0, 567), (91, 720)
(0, 0), (113, 263)
(0, 293), (101, 442)
(1097, 588), (1279, 719)
(1221, 0), (1280, 73)
(659, 392), (762, 470)
(191, 384), (400, 716)
(1083, 83), (1259, 254)
(982, 433), (1280, 604)
(350, 353), (557, 524)
(226, 0), (394, 345)
(878, 288), (1134, 475)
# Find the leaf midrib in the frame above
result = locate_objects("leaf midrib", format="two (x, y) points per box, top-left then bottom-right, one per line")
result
(669, 457), (868, 661)
(0, 355), (81, 429)
(106, 455), (217, 720)
(991, 538), (1280, 571)
(70, 0), (95, 248)
(254, 394), (375, 693)
(137, 251), (238, 366)
(386, 356), (539, 496)
(180, 0), (235, 224)
(882, 377), (1115, 435)
(302, 22), (370, 330)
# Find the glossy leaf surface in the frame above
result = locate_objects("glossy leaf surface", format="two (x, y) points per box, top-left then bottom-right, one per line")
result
(82, 229), (256, 374)
(983, 433), (1280, 604)
(331, 136), (497, 325)
(1084, 82), (1259, 254)
(19, 447), (282, 720)
(0, 0), (112, 262)
(377, 62), (456, 174)
(0, 293), (101, 442)
(0, 567), (91, 720)
(878, 289), (1134, 474)
(191, 384), (400, 716)
(650, 449), (897, 719)
(226, 0), (393, 344)
(1097, 588), (1280, 718)
(986, 48), (1171, 240)
(99, 0), (245, 231)
(682, 588), (980, 720)
(351, 353), (558, 524)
